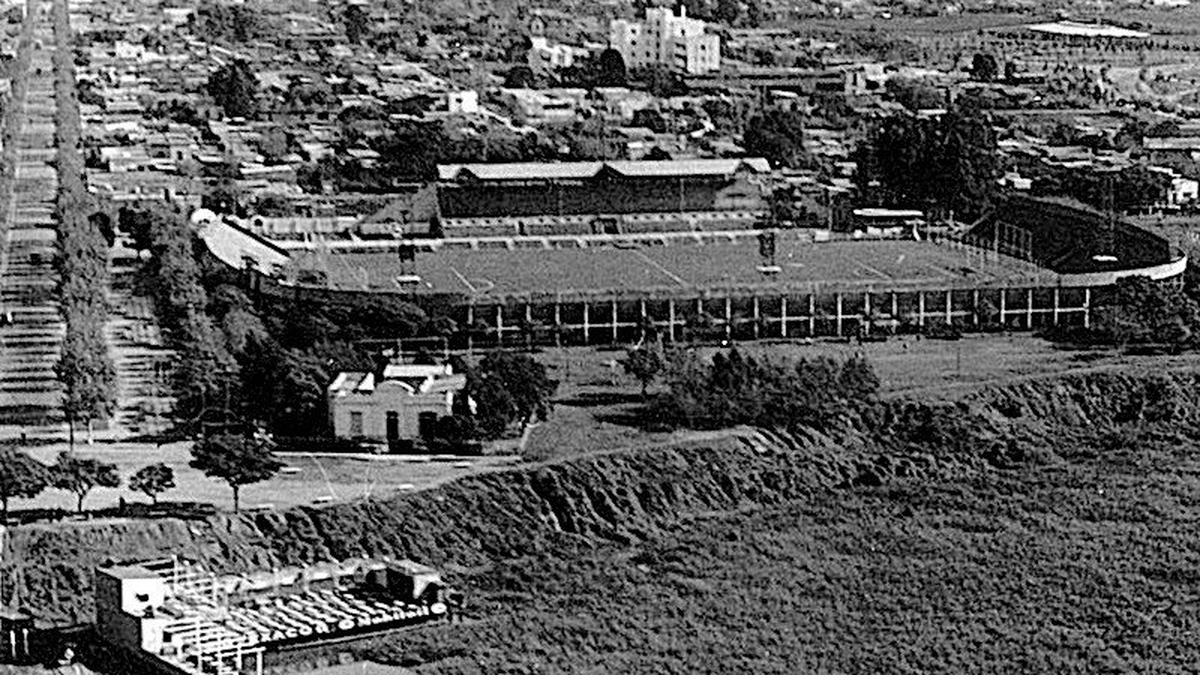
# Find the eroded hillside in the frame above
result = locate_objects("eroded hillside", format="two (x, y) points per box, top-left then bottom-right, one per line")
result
(6, 369), (1199, 626)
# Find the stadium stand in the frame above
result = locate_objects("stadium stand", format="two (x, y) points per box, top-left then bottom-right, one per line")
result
(968, 196), (1174, 274)
(437, 158), (770, 219)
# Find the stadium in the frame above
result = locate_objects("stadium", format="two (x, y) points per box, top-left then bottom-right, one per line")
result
(199, 195), (1187, 349)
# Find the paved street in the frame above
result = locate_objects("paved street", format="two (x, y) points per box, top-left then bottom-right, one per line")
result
(0, 0), (63, 429)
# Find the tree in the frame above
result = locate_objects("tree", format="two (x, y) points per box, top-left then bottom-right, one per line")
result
(623, 346), (665, 397)
(504, 65), (537, 89)
(596, 48), (628, 88)
(885, 77), (944, 111)
(343, 4), (368, 43)
(970, 53), (999, 82)
(373, 119), (448, 184)
(651, 349), (879, 434)
(207, 59), (259, 119)
(681, 0), (712, 20)
(0, 450), (49, 520)
(472, 352), (559, 435)
(715, 0), (740, 24)
(637, 64), (687, 98)
(644, 146), (673, 161)
(56, 323), (117, 450)
(860, 108), (999, 222)
(1088, 276), (1199, 347)
(191, 3), (264, 44)
(190, 433), (283, 512)
(129, 463), (175, 504)
(743, 108), (809, 169)
(745, 0), (766, 26)
(258, 128), (290, 164)
(50, 452), (120, 513)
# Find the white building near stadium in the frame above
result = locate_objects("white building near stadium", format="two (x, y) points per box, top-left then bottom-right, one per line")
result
(609, 6), (720, 75)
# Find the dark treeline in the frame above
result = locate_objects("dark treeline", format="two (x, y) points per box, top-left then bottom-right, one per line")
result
(1030, 165), (1169, 215)
(854, 107), (999, 222)
(1043, 276), (1200, 349)
(650, 348), (880, 435)
(52, 0), (115, 443)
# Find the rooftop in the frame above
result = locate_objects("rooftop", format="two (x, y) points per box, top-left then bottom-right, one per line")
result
(438, 158), (772, 182)
(1025, 21), (1152, 40)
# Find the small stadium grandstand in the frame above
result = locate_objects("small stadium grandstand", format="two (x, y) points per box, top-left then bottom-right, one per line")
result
(966, 196), (1174, 275)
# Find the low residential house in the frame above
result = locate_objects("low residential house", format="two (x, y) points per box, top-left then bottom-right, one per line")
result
(1145, 137), (1200, 177)
(1149, 165), (1199, 210)
(328, 365), (467, 446)
(498, 88), (587, 126)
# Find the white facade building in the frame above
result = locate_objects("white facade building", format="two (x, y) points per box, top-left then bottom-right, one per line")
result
(328, 364), (467, 444)
(609, 6), (720, 75)
(527, 36), (589, 73)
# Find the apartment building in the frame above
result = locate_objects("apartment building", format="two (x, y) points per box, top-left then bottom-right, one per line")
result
(609, 6), (720, 75)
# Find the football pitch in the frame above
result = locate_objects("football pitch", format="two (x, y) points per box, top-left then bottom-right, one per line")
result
(319, 238), (1047, 298)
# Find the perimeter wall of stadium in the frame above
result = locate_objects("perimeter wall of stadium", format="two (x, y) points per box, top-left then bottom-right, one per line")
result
(234, 253), (1188, 349)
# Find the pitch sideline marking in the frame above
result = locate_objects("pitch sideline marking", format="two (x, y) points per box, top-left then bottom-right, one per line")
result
(632, 249), (688, 287)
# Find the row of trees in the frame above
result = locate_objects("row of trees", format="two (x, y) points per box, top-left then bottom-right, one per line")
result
(646, 348), (880, 435)
(642, 0), (768, 26)
(189, 2), (266, 45)
(0, 450), (165, 517)
(53, 0), (115, 446)
(1029, 166), (1170, 214)
(0, 438), (285, 516)
(132, 205), (240, 432)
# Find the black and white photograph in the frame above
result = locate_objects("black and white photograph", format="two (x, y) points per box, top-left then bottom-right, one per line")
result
(0, 0), (1194, 672)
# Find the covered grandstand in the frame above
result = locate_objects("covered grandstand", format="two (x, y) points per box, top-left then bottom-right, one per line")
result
(436, 158), (770, 219)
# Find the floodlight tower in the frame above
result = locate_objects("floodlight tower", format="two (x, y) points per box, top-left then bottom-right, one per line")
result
(1094, 169), (1119, 267)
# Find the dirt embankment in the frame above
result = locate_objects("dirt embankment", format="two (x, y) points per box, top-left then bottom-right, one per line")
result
(7, 369), (1200, 626)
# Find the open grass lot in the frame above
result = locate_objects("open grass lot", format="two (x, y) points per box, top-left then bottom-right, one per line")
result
(366, 429), (1200, 674)
(524, 335), (1200, 462)
(325, 239), (1043, 296)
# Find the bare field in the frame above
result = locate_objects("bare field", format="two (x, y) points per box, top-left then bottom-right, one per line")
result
(4, 442), (521, 515)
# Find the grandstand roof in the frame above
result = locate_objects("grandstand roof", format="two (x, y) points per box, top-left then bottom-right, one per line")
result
(1144, 137), (1200, 152)
(437, 158), (772, 182)
(1025, 21), (1151, 40)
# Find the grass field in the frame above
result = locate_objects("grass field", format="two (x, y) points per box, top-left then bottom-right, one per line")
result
(523, 335), (1200, 462)
(321, 239), (1045, 297)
